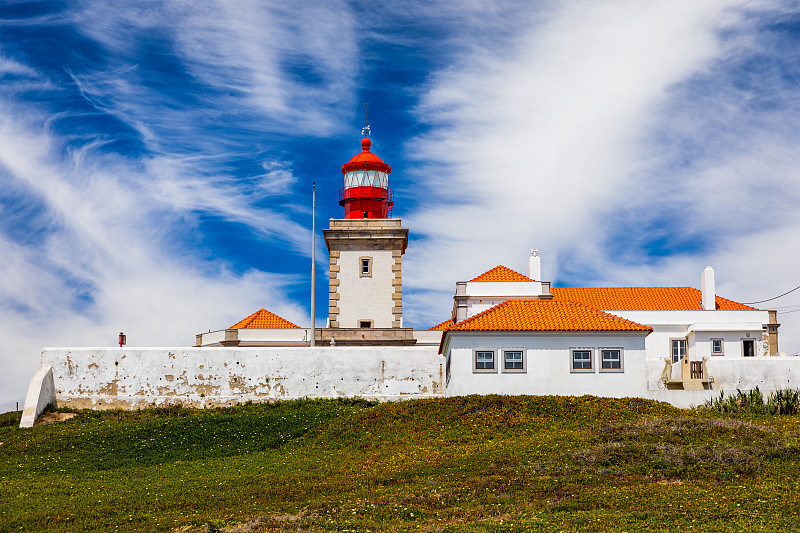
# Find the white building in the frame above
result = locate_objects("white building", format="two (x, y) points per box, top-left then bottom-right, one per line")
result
(436, 256), (788, 404)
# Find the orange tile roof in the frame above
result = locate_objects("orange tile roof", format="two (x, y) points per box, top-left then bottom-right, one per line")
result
(551, 287), (756, 311)
(230, 308), (300, 329)
(428, 318), (455, 331)
(446, 299), (652, 333)
(470, 265), (533, 282)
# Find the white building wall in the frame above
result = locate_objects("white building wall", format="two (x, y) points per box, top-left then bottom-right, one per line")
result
(603, 310), (770, 359)
(444, 333), (649, 398)
(337, 249), (394, 328)
(466, 299), (510, 318)
(237, 329), (308, 342)
(40, 346), (444, 409)
(464, 281), (543, 297)
(443, 331), (800, 408)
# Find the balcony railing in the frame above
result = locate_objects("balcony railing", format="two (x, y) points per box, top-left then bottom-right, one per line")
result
(338, 187), (394, 218)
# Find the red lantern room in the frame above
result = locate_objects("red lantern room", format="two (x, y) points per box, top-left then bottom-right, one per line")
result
(339, 137), (394, 219)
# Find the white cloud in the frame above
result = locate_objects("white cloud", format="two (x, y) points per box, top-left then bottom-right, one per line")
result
(0, 104), (307, 405)
(0, 0), (362, 403)
(402, 0), (800, 351)
(71, 0), (358, 137)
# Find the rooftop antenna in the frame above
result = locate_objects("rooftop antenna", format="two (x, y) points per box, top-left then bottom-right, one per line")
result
(361, 102), (371, 137)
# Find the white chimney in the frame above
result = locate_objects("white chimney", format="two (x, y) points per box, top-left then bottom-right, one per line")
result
(528, 249), (541, 280)
(701, 266), (715, 310)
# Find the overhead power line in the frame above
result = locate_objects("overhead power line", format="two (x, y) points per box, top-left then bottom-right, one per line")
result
(743, 284), (800, 305)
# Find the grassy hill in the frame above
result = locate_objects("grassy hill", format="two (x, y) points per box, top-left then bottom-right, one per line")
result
(1, 395), (799, 532)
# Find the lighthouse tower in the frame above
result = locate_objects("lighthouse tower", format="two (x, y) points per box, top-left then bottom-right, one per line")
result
(322, 134), (413, 345)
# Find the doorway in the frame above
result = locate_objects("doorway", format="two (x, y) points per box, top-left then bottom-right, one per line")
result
(743, 339), (755, 357)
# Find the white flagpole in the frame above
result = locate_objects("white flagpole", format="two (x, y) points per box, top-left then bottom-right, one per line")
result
(310, 182), (316, 347)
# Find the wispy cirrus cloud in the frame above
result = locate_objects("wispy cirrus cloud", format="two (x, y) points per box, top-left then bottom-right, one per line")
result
(401, 0), (800, 353)
(0, 0), (360, 402)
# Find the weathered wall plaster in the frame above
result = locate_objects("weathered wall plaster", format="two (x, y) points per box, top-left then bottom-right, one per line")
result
(41, 346), (444, 409)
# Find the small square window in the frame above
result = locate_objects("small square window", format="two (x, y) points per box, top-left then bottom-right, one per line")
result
(711, 339), (723, 355)
(359, 256), (372, 277)
(359, 320), (372, 328)
(474, 350), (496, 373)
(503, 350), (525, 372)
(600, 349), (623, 372)
(571, 349), (593, 372)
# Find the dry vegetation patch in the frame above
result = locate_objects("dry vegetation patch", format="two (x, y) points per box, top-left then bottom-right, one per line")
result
(563, 416), (796, 480)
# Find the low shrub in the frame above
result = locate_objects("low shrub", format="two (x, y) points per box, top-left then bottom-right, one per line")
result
(702, 387), (800, 415)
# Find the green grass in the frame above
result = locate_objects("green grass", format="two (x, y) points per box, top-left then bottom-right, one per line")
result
(2, 396), (800, 532)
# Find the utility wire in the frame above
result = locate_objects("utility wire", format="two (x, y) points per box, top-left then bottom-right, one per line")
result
(742, 284), (800, 305)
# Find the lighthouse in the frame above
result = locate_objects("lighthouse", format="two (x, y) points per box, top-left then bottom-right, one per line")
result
(339, 137), (394, 219)
(322, 133), (413, 345)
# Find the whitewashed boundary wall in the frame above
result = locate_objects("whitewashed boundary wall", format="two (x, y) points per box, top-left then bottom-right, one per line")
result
(39, 346), (445, 410)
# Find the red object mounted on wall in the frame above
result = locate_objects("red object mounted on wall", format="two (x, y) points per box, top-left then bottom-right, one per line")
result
(339, 137), (394, 219)
(119, 332), (126, 347)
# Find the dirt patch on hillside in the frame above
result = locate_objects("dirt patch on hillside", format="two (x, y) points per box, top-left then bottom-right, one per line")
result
(35, 412), (77, 426)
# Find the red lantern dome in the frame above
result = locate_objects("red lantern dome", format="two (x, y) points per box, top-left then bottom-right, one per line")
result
(339, 137), (394, 219)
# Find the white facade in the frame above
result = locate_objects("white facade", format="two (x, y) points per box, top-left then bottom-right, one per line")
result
(609, 309), (771, 361)
(337, 249), (395, 328)
(443, 332), (649, 398)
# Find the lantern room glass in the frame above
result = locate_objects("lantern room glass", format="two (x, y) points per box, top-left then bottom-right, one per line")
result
(344, 170), (388, 189)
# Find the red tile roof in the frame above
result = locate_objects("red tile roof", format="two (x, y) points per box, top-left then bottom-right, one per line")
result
(551, 287), (756, 311)
(447, 299), (652, 333)
(230, 308), (300, 329)
(428, 318), (455, 331)
(470, 265), (533, 282)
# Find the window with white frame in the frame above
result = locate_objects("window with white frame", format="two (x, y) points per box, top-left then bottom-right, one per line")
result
(474, 350), (496, 373)
(359, 256), (372, 277)
(671, 339), (686, 363)
(711, 338), (724, 355)
(600, 349), (623, 372)
(570, 349), (593, 372)
(503, 350), (525, 372)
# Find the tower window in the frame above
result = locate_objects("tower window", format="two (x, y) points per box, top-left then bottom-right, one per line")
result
(359, 256), (372, 277)
(359, 320), (372, 328)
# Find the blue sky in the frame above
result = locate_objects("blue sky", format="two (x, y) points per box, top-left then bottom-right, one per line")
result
(2, 0), (800, 405)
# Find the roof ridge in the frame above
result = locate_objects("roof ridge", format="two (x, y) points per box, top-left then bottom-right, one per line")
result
(233, 308), (264, 329)
(563, 300), (653, 329)
(448, 299), (515, 329)
(550, 286), (755, 311)
(428, 317), (455, 331)
(470, 265), (533, 282)
(230, 307), (300, 329)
